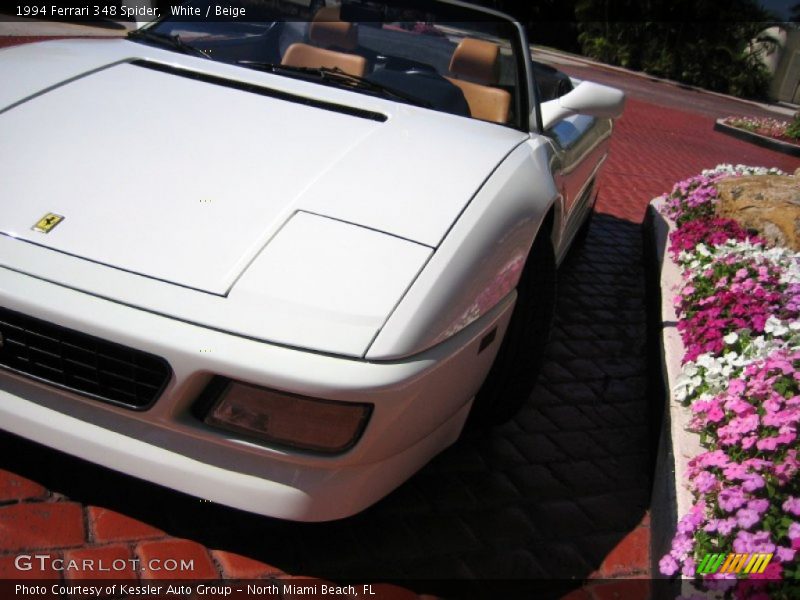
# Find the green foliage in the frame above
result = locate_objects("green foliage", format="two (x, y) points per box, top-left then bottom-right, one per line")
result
(574, 0), (776, 99)
(785, 113), (800, 140)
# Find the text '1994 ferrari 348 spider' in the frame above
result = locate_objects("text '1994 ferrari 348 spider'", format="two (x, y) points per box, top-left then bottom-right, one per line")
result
(0, 0), (624, 521)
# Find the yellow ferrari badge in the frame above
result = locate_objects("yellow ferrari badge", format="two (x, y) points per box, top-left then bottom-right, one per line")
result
(32, 213), (64, 233)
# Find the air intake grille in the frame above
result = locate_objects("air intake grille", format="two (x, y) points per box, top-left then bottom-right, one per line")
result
(0, 306), (171, 410)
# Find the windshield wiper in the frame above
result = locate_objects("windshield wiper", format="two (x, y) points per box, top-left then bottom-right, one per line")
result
(127, 29), (210, 59)
(236, 61), (433, 109)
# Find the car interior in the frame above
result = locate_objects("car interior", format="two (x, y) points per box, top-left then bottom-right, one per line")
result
(147, 4), (574, 130)
(276, 7), (516, 124)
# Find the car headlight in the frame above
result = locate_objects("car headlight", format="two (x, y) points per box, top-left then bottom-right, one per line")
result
(203, 379), (372, 454)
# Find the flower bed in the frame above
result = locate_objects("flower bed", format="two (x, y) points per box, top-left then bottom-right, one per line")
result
(655, 165), (800, 589)
(719, 117), (800, 146)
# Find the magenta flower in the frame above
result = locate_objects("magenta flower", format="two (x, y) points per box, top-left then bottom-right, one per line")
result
(748, 562), (782, 580)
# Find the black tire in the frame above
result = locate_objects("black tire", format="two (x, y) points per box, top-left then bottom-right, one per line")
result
(467, 232), (557, 426)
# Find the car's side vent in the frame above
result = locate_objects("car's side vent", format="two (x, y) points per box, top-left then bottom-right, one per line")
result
(131, 60), (388, 123)
(0, 306), (171, 410)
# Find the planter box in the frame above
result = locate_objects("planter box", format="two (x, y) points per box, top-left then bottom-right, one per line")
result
(714, 119), (800, 158)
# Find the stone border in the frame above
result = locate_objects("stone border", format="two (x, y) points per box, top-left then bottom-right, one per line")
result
(713, 119), (800, 158)
(644, 199), (704, 586)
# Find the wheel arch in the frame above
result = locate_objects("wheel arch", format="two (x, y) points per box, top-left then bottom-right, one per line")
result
(366, 138), (559, 360)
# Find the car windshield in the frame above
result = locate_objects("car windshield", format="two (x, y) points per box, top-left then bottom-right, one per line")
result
(129, 0), (527, 129)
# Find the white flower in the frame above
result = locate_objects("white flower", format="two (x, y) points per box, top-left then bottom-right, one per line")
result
(723, 332), (739, 345)
(764, 316), (789, 337)
(696, 354), (716, 369)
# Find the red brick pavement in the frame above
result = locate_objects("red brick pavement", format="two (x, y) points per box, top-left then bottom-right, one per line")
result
(0, 34), (798, 600)
(596, 97), (800, 224)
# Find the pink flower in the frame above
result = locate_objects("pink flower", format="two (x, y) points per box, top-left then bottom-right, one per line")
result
(776, 546), (795, 562)
(724, 397), (753, 416)
(747, 499), (769, 514)
(727, 379), (746, 395)
(694, 450), (729, 469)
(741, 473), (765, 492)
(756, 436), (783, 451)
(706, 404), (725, 423)
(678, 502), (706, 534)
(733, 530), (775, 554)
(718, 487), (747, 512)
(703, 517), (736, 536)
(741, 435), (758, 450)
(670, 533), (693, 557)
(783, 497), (800, 516)
(735, 508), (760, 529)
(716, 517), (737, 535)
(659, 554), (679, 576)
(681, 557), (697, 578)
(722, 463), (749, 480)
(788, 522), (800, 540)
(692, 471), (717, 494)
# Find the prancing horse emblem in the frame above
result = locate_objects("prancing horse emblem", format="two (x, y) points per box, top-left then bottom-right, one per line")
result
(32, 213), (64, 233)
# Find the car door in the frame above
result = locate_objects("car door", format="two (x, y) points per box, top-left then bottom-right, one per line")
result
(540, 86), (614, 258)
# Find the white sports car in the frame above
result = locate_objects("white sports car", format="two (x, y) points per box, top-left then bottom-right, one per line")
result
(0, 0), (623, 521)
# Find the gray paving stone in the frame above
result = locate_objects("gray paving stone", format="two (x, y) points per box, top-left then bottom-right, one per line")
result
(539, 404), (599, 429)
(548, 431), (609, 459)
(508, 432), (570, 464)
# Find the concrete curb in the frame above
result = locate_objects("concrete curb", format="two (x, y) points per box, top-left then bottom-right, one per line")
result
(649, 197), (702, 520)
(642, 205), (675, 592)
(713, 119), (800, 158)
(644, 199), (703, 586)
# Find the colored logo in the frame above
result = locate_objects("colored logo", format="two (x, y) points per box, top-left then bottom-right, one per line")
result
(32, 213), (64, 234)
(697, 552), (773, 576)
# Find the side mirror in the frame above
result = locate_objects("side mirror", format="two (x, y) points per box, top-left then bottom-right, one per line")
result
(540, 81), (625, 131)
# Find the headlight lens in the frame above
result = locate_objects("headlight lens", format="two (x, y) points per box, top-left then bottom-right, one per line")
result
(204, 380), (372, 454)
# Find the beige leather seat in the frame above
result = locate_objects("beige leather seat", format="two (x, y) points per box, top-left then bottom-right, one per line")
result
(445, 38), (511, 124)
(282, 7), (367, 78)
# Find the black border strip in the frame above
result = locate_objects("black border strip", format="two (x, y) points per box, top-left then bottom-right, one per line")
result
(132, 60), (388, 123)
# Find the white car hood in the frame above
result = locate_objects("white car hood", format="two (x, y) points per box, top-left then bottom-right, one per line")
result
(0, 40), (527, 355)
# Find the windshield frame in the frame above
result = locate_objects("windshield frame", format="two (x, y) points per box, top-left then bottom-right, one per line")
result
(127, 0), (536, 132)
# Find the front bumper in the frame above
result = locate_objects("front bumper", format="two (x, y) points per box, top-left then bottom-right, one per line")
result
(0, 265), (513, 521)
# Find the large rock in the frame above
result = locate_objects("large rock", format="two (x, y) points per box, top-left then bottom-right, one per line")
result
(715, 172), (800, 250)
